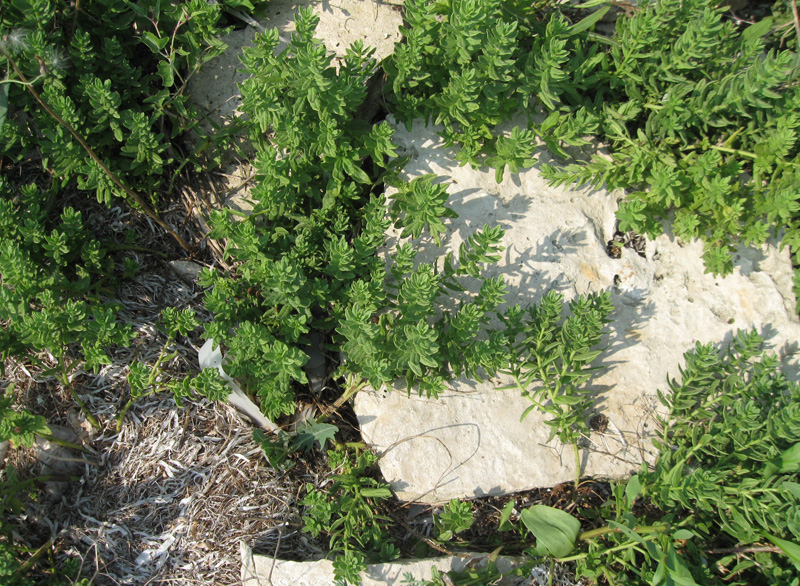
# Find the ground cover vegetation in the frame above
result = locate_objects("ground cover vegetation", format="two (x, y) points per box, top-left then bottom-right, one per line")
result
(0, 0), (798, 584)
(387, 0), (800, 291)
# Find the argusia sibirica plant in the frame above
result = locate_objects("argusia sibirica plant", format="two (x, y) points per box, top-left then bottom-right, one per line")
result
(0, 0), (253, 255)
(387, 0), (800, 304)
(198, 8), (537, 424)
(0, 179), (134, 429)
(500, 289), (614, 488)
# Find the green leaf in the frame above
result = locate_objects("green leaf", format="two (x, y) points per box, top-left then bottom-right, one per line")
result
(763, 442), (800, 478)
(141, 31), (170, 53)
(499, 500), (515, 531)
(254, 428), (295, 470)
(569, 6), (610, 36)
(520, 505), (581, 558)
(293, 421), (339, 452)
(665, 544), (700, 586)
(625, 474), (642, 509)
(764, 534), (800, 570)
(607, 520), (649, 547)
(671, 529), (694, 540)
(742, 17), (773, 42)
(157, 60), (175, 88)
(361, 487), (393, 499)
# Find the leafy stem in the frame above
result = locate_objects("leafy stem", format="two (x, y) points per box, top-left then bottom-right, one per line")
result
(0, 50), (191, 253)
(116, 347), (179, 432)
(49, 354), (101, 430)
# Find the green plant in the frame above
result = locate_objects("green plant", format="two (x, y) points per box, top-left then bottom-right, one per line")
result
(511, 330), (800, 586)
(336, 218), (510, 400)
(0, 0), (255, 252)
(118, 307), (232, 430)
(0, 180), (134, 427)
(199, 7), (399, 421)
(500, 290), (614, 487)
(435, 499), (475, 541)
(641, 329), (800, 583)
(0, 386), (50, 450)
(540, 0), (800, 279)
(388, 0), (800, 301)
(302, 446), (398, 585)
(253, 419), (338, 470)
(204, 8), (517, 422)
(385, 0), (608, 177)
(385, 0), (527, 169)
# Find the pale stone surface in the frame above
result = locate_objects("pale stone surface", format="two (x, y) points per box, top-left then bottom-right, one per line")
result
(168, 260), (204, 284)
(188, 0), (402, 128)
(241, 542), (534, 586)
(354, 118), (800, 503)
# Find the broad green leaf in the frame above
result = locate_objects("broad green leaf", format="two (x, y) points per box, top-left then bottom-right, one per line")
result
(763, 442), (800, 479)
(360, 487), (393, 499)
(520, 505), (581, 558)
(671, 529), (694, 540)
(665, 544), (700, 586)
(569, 6), (610, 36)
(764, 534), (800, 570)
(742, 17), (773, 42)
(141, 31), (170, 53)
(157, 60), (175, 88)
(782, 482), (800, 499)
(625, 474), (642, 509)
(293, 421), (338, 452)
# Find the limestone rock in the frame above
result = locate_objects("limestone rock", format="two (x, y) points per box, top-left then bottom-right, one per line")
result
(35, 424), (83, 502)
(241, 542), (536, 586)
(354, 119), (800, 503)
(168, 260), (204, 284)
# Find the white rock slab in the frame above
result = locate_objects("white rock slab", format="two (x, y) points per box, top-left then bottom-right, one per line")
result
(241, 542), (533, 586)
(354, 119), (800, 503)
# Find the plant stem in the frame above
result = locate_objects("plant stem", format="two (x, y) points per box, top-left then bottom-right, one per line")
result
(317, 373), (368, 421)
(708, 145), (757, 159)
(57, 363), (101, 430)
(68, 388), (101, 429)
(572, 441), (581, 489)
(578, 523), (669, 541)
(705, 545), (782, 555)
(37, 432), (93, 454)
(116, 394), (149, 432)
(117, 345), (176, 430)
(2, 52), (192, 253)
(14, 538), (54, 577)
(55, 356), (102, 430)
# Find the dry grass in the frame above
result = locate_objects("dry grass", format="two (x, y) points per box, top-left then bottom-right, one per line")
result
(0, 188), (321, 583)
(8, 389), (313, 585)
